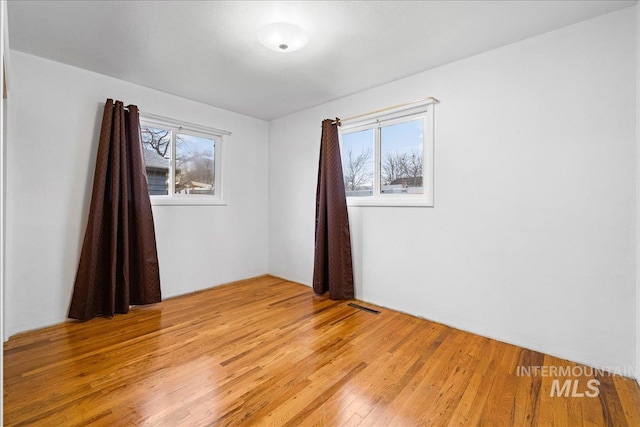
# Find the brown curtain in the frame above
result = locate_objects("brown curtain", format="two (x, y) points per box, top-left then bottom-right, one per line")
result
(68, 99), (161, 321)
(312, 119), (354, 299)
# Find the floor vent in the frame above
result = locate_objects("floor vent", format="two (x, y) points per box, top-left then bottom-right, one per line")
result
(348, 303), (380, 315)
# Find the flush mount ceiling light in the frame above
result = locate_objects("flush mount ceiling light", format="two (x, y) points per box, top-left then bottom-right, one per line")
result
(258, 22), (308, 53)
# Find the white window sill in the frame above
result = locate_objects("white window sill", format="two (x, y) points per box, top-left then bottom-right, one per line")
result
(346, 198), (433, 207)
(150, 196), (227, 206)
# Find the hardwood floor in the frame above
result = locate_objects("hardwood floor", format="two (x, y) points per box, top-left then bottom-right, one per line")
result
(4, 275), (640, 426)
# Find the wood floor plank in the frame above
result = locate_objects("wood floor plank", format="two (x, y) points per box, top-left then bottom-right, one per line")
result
(613, 375), (640, 426)
(4, 275), (640, 426)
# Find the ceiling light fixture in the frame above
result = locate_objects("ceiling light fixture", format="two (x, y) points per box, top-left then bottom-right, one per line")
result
(258, 22), (308, 53)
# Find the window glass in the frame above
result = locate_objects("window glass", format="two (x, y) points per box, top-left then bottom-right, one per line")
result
(141, 125), (171, 196)
(175, 133), (215, 195)
(380, 119), (424, 194)
(341, 128), (374, 197)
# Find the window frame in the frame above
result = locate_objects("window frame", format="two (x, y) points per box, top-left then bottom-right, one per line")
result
(339, 101), (435, 207)
(139, 114), (228, 206)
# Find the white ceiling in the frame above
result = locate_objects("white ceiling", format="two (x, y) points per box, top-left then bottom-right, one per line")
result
(8, 0), (637, 120)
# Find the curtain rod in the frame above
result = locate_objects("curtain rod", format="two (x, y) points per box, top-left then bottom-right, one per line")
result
(331, 96), (439, 126)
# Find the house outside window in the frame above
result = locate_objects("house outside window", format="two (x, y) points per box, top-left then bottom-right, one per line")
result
(143, 148), (170, 196)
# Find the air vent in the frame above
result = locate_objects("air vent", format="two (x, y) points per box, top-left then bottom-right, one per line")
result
(348, 303), (380, 315)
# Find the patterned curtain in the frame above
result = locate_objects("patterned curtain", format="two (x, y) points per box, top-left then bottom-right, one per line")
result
(68, 99), (161, 320)
(312, 119), (354, 299)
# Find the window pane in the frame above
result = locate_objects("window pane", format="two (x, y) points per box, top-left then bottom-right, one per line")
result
(380, 119), (424, 194)
(141, 125), (171, 196)
(175, 133), (215, 195)
(341, 129), (374, 197)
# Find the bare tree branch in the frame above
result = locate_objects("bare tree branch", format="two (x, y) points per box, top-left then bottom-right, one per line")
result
(141, 126), (170, 157)
(382, 150), (423, 187)
(406, 149), (423, 185)
(343, 147), (372, 191)
(382, 152), (402, 185)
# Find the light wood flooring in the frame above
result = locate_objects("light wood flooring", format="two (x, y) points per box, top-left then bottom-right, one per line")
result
(4, 275), (640, 426)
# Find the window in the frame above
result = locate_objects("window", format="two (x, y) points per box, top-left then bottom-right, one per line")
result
(339, 100), (435, 206)
(140, 114), (228, 205)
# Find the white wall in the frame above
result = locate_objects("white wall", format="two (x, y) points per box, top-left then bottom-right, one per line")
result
(269, 7), (637, 370)
(5, 51), (269, 338)
(1, 0), (7, 345)
(636, 4), (640, 384)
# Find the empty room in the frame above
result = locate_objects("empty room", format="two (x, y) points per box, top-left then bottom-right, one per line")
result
(2, 0), (640, 425)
